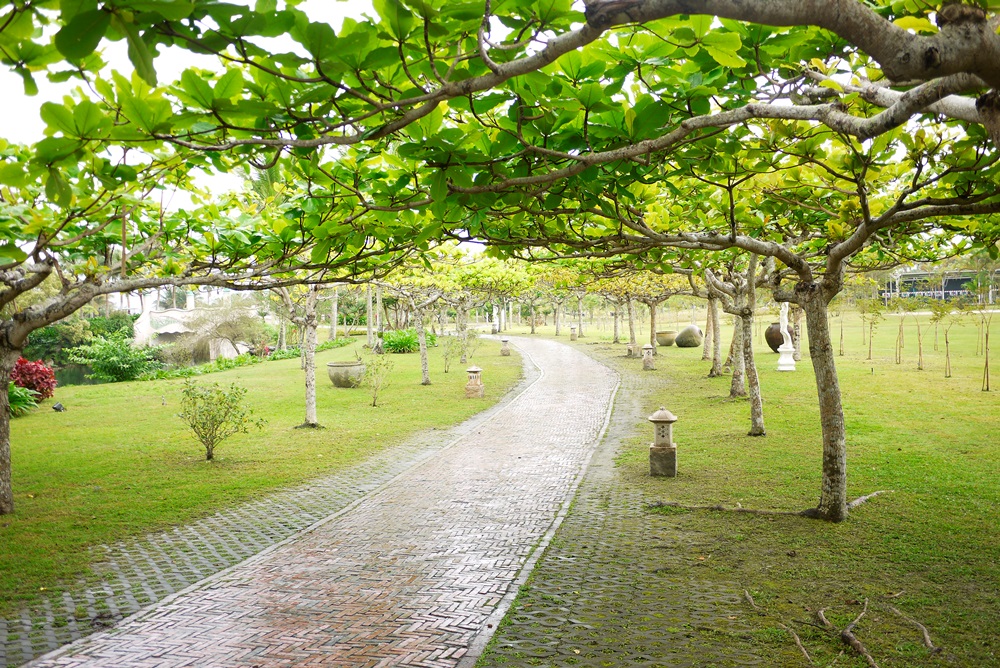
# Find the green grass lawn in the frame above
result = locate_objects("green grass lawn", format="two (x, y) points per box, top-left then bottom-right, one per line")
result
(504, 312), (1000, 668)
(1, 338), (522, 615)
(539, 308), (999, 666)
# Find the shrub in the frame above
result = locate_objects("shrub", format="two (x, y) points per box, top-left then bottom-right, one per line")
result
(362, 352), (394, 407)
(7, 382), (38, 417)
(178, 381), (266, 460)
(23, 319), (92, 366)
(67, 335), (163, 382)
(382, 328), (437, 354)
(11, 358), (57, 400)
(87, 312), (137, 339)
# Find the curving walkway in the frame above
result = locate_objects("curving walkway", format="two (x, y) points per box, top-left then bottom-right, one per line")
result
(27, 338), (618, 667)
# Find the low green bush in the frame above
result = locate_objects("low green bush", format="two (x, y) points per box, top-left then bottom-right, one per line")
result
(67, 335), (163, 382)
(382, 328), (437, 354)
(7, 382), (38, 417)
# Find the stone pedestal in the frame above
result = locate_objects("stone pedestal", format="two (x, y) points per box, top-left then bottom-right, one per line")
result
(642, 344), (655, 370)
(570, 326), (578, 341)
(465, 366), (485, 398)
(650, 445), (677, 477)
(626, 343), (637, 357)
(500, 338), (511, 357)
(777, 343), (796, 371)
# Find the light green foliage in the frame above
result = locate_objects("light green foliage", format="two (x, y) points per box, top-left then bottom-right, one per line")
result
(6, 382), (38, 417)
(362, 352), (395, 407)
(441, 335), (462, 373)
(178, 381), (266, 461)
(67, 335), (163, 382)
(463, 330), (481, 361)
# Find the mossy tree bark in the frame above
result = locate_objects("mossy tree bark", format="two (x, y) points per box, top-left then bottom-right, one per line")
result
(801, 291), (848, 522)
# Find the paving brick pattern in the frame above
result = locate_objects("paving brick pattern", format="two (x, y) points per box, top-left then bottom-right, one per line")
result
(2, 348), (536, 668)
(478, 342), (799, 667)
(26, 338), (617, 667)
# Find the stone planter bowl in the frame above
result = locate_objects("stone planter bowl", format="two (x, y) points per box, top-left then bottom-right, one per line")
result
(764, 322), (795, 353)
(327, 361), (366, 388)
(655, 330), (678, 347)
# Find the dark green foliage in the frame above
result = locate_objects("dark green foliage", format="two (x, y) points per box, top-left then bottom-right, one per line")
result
(382, 328), (437, 354)
(23, 319), (92, 366)
(268, 337), (356, 361)
(86, 312), (137, 339)
(67, 335), (163, 382)
(7, 382), (38, 417)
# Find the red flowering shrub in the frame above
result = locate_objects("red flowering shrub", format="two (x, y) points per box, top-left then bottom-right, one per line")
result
(12, 357), (57, 400)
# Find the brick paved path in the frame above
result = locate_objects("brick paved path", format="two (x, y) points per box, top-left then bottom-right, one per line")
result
(28, 338), (617, 668)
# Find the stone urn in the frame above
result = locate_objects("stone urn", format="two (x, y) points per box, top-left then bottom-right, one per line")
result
(327, 360), (366, 388)
(764, 322), (794, 353)
(655, 330), (678, 347)
(674, 325), (704, 348)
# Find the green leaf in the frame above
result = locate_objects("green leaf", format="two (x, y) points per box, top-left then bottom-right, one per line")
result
(54, 9), (111, 60)
(15, 68), (39, 96)
(214, 69), (244, 100)
(45, 168), (73, 207)
(40, 102), (77, 136)
(373, 0), (414, 40)
(702, 32), (746, 68)
(120, 1), (196, 21)
(0, 163), (29, 188)
(180, 69), (214, 108)
(690, 15), (712, 38)
(114, 16), (157, 85)
(430, 171), (449, 203)
(0, 242), (28, 263)
(893, 16), (937, 33)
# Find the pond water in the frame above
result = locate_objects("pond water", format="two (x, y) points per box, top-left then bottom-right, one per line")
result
(54, 364), (103, 386)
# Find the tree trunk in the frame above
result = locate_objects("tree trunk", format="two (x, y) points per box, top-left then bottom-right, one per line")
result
(792, 306), (804, 361)
(457, 302), (469, 364)
(945, 330), (952, 378)
(0, 347), (21, 514)
(330, 286), (339, 341)
(554, 302), (562, 336)
(612, 302), (620, 344)
(375, 286), (384, 339)
(302, 289), (320, 427)
(742, 310), (765, 436)
(647, 300), (658, 352)
(577, 296), (585, 337)
(530, 303), (537, 335)
(627, 298), (637, 348)
(278, 319), (287, 350)
(702, 300), (713, 361)
(366, 284), (374, 348)
(729, 317), (746, 398)
(708, 297), (723, 377)
(415, 303), (431, 386)
(803, 297), (849, 522)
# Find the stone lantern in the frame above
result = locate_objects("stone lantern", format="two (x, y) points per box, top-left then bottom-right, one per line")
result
(569, 325), (578, 341)
(500, 337), (511, 357)
(465, 365), (485, 398)
(642, 343), (655, 370)
(648, 407), (678, 477)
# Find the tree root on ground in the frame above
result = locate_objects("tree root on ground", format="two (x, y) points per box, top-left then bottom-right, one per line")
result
(739, 591), (940, 667)
(886, 604), (940, 653)
(649, 491), (891, 519)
